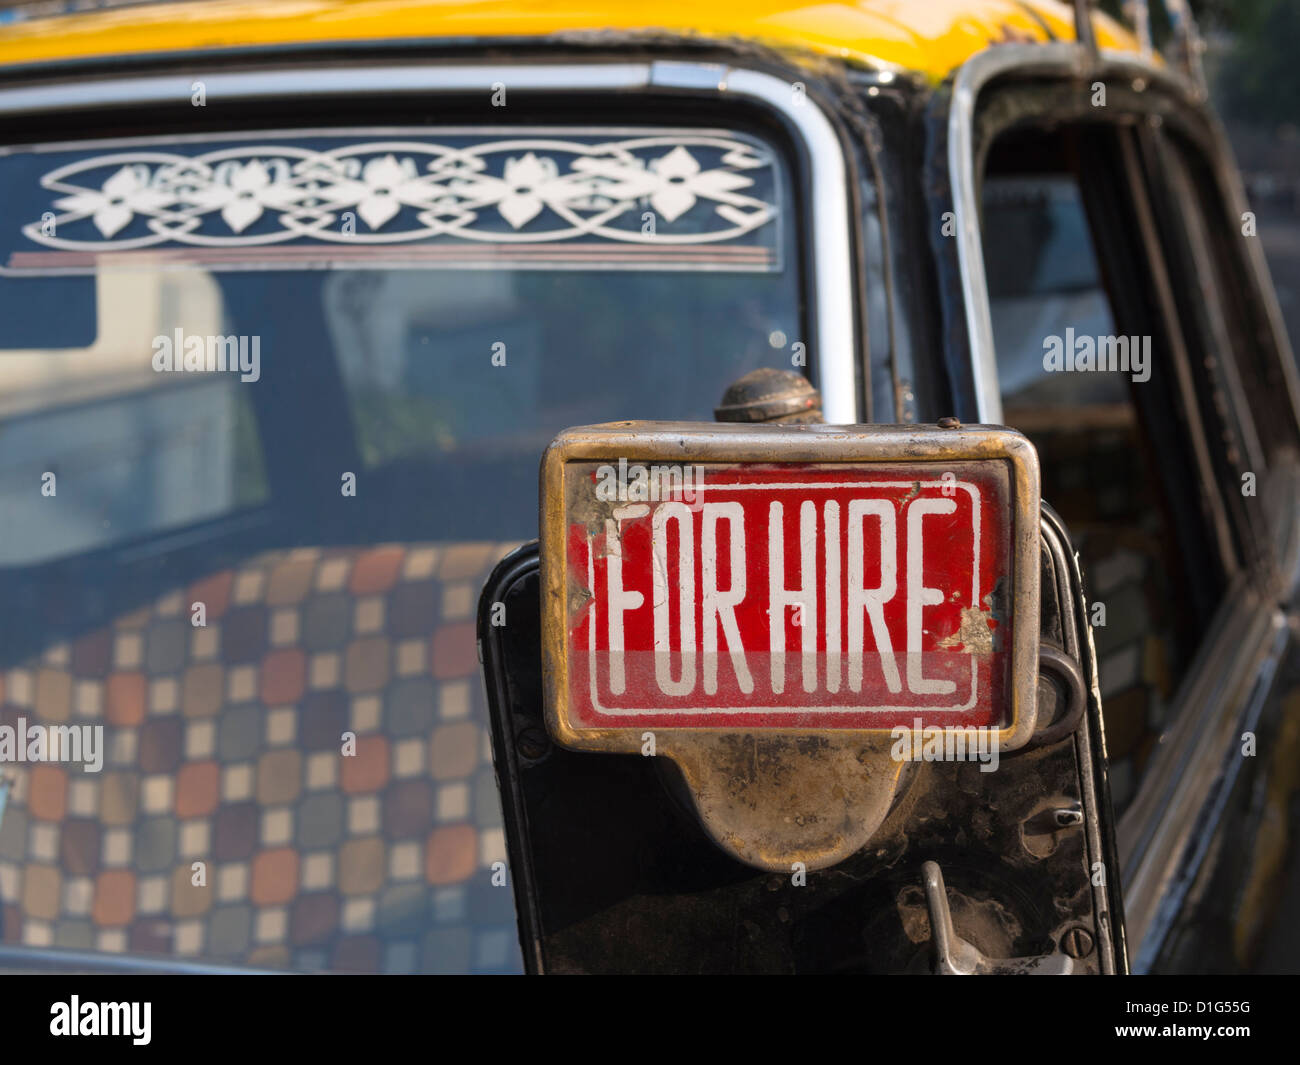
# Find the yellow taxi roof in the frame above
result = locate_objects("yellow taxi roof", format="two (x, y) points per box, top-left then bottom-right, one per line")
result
(0, 0), (1139, 80)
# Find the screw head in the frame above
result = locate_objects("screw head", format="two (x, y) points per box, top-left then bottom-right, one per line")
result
(1061, 926), (1095, 958)
(516, 726), (550, 761)
(937, 417), (961, 429)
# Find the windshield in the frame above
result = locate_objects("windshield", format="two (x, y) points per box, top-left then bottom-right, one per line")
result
(0, 125), (805, 971)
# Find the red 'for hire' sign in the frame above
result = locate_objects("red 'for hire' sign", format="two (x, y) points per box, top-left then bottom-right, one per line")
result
(563, 460), (1011, 731)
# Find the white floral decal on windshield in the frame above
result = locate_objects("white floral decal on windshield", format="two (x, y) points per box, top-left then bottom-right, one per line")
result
(49, 164), (177, 239)
(22, 134), (779, 251)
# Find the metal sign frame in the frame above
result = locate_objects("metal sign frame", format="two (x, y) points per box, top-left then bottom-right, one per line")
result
(541, 420), (1042, 754)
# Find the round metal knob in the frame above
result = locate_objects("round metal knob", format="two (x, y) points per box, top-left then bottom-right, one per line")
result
(714, 368), (823, 424)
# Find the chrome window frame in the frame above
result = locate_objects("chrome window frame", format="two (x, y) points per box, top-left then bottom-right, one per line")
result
(0, 59), (860, 423)
(947, 40), (1300, 971)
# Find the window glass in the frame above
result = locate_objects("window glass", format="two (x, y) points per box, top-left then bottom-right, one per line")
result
(1161, 132), (1300, 470)
(982, 153), (1215, 814)
(0, 125), (805, 971)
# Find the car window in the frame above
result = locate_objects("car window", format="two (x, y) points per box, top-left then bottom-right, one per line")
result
(0, 124), (806, 971)
(981, 129), (1228, 814)
(1156, 129), (1300, 473)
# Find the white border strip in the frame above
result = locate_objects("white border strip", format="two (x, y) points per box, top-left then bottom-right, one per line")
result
(581, 479), (983, 717)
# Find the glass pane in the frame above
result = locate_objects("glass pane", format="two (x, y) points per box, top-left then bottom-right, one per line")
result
(983, 171), (1186, 814)
(0, 125), (805, 971)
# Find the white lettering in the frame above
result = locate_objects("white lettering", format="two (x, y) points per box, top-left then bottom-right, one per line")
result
(604, 504), (649, 695)
(701, 502), (752, 695)
(847, 499), (901, 694)
(652, 502), (696, 695)
(768, 501), (818, 694)
(906, 499), (958, 695)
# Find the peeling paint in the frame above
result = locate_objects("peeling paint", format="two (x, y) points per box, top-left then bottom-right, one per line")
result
(938, 605), (995, 654)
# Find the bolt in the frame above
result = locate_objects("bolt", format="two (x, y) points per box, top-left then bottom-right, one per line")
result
(516, 726), (550, 761)
(937, 417), (961, 429)
(1061, 926), (1094, 958)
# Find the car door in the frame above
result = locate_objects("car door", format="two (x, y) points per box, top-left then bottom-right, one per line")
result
(945, 41), (1300, 974)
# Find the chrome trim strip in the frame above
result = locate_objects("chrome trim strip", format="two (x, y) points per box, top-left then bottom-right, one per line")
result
(1264, 459), (1300, 603)
(0, 941), (280, 974)
(949, 43), (1080, 424)
(0, 60), (860, 422)
(1131, 624), (1283, 973)
(947, 42), (1200, 424)
(705, 65), (857, 423)
(0, 64), (657, 114)
(1116, 587), (1284, 967)
(1209, 121), (1300, 435)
